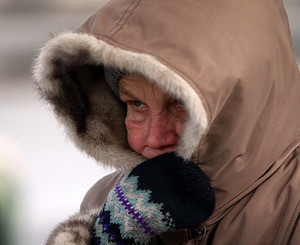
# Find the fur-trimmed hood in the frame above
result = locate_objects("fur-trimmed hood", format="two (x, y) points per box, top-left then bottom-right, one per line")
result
(34, 0), (300, 243)
(33, 31), (207, 170)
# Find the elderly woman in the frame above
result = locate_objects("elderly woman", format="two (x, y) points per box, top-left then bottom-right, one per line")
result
(34, 0), (300, 244)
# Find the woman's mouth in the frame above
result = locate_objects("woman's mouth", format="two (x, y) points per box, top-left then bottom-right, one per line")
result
(142, 145), (178, 159)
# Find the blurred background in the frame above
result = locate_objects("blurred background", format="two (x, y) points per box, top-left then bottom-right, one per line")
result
(0, 0), (299, 244)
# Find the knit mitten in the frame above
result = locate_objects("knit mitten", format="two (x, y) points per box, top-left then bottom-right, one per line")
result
(92, 153), (215, 245)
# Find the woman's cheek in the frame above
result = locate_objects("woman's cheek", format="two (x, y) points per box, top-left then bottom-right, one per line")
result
(125, 114), (147, 154)
(175, 117), (186, 136)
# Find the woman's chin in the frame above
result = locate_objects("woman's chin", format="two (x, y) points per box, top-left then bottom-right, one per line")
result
(141, 145), (177, 159)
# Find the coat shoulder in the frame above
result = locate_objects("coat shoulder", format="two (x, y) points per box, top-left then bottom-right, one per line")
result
(45, 170), (126, 245)
(80, 170), (126, 211)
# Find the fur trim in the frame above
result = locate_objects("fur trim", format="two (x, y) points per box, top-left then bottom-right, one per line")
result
(33, 32), (208, 169)
(45, 207), (100, 245)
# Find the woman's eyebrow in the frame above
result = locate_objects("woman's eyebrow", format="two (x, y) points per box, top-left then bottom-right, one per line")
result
(119, 87), (140, 101)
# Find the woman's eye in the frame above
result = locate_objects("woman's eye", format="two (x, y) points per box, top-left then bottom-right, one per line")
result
(178, 100), (185, 108)
(132, 101), (145, 109)
(174, 100), (185, 109)
(172, 100), (186, 115)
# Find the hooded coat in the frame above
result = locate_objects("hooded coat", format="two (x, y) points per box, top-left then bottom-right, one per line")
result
(33, 0), (300, 244)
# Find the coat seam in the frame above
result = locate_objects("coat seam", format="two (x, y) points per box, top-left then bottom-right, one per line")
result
(104, 0), (140, 38)
(287, 213), (299, 245)
(282, 201), (299, 244)
(110, 0), (141, 38)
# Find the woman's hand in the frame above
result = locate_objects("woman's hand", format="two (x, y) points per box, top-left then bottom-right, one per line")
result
(92, 153), (215, 245)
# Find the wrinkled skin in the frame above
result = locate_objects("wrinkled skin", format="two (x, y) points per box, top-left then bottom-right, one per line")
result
(119, 75), (187, 159)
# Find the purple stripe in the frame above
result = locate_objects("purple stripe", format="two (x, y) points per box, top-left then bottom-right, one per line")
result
(114, 183), (157, 237)
(99, 211), (124, 244)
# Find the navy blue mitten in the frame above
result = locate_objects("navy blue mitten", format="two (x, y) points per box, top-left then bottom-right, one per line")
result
(92, 153), (215, 244)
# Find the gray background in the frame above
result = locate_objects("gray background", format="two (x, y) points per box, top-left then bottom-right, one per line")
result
(0, 0), (299, 244)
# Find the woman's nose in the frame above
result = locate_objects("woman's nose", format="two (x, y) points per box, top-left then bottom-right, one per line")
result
(146, 112), (178, 149)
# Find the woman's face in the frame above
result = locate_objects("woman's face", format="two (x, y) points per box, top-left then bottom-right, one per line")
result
(119, 75), (187, 159)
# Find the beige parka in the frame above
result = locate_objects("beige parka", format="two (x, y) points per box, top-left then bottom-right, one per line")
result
(34, 0), (300, 244)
